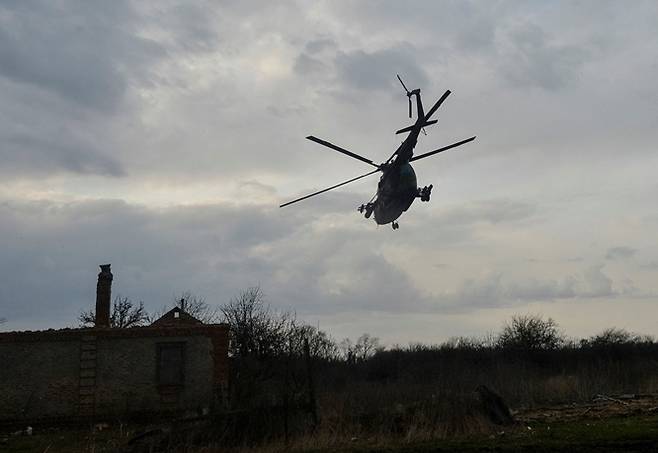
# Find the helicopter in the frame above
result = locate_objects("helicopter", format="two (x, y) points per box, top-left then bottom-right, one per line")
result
(279, 75), (476, 230)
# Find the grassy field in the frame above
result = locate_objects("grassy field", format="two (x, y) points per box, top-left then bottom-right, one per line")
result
(4, 396), (658, 452)
(316, 415), (658, 452)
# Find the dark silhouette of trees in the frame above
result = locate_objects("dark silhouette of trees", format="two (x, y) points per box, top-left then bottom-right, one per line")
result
(290, 324), (339, 360)
(584, 327), (653, 346)
(340, 333), (382, 362)
(497, 314), (564, 351)
(219, 286), (339, 360)
(221, 286), (294, 358)
(79, 295), (149, 328)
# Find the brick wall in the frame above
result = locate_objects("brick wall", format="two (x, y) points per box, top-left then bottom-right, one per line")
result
(0, 324), (229, 422)
(0, 338), (80, 420)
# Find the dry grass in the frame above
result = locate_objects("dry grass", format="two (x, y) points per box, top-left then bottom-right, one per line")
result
(5, 341), (657, 452)
(209, 342), (658, 451)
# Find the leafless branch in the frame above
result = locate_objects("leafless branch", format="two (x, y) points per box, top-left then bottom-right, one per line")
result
(78, 295), (149, 328)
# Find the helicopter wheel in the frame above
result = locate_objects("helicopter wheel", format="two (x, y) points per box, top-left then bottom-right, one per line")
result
(358, 203), (374, 219)
(391, 221), (399, 230)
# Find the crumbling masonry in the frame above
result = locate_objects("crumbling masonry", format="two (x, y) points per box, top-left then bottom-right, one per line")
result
(0, 264), (229, 423)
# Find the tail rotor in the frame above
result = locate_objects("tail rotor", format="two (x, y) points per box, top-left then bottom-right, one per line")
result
(397, 74), (413, 119)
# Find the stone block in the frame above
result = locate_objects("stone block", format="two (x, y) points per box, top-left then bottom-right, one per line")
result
(80, 351), (97, 361)
(79, 378), (95, 387)
(79, 369), (96, 378)
(79, 395), (95, 405)
(80, 360), (96, 369)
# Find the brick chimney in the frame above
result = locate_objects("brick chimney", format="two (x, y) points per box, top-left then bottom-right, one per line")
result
(95, 264), (113, 328)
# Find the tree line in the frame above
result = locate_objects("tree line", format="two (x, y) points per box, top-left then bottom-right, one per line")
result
(71, 289), (656, 446)
(77, 288), (655, 359)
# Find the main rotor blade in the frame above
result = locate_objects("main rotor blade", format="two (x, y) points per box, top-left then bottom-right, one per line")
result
(410, 136), (476, 162)
(306, 136), (379, 169)
(424, 90), (451, 121)
(279, 169), (381, 208)
(396, 74), (410, 94)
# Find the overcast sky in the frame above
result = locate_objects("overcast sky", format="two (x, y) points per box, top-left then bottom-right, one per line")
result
(1, 1), (657, 344)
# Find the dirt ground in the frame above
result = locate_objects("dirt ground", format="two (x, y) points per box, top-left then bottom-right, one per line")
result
(317, 395), (658, 453)
(3, 394), (658, 452)
(516, 393), (658, 424)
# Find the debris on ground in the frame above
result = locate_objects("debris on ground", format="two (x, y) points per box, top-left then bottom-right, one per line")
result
(518, 393), (658, 425)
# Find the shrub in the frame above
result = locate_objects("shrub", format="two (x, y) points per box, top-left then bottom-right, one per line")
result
(497, 314), (564, 351)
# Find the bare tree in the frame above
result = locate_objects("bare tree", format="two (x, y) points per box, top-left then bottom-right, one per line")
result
(339, 338), (355, 362)
(221, 286), (295, 358)
(289, 324), (339, 360)
(585, 327), (654, 346)
(497, 314), (564, 351)
(220, 286), (339, 361)
(340, 333), (381, 362)
(79, 296), (149, 328)
(176, 291), (220, 323)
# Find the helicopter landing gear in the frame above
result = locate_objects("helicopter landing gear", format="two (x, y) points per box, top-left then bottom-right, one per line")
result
(417, 184), (433, 202)
(392, 221), (399, 230)
(358, 203), (375, 219)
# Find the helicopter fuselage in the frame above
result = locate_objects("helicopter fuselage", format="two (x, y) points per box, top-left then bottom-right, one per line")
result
(373, 162), (418, 225)
(371, 98), (422, 225)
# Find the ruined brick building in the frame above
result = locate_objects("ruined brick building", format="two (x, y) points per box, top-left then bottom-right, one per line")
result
(0, 265), (229, 423)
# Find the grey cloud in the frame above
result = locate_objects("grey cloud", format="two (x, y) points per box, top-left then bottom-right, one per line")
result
(438, 199), (536, 226)
(0, 198), (425, 330)
(294, 53), (328, 76)
(237, 180), (278, 198)
(158, 3), (221, 52)
(582, 265), (614, 297)
(438, 273), (576, 311)
(0, 1), (165, 112)
(0, 199), (294, 326)
(506, 276), (578, 301)
(0, 195), (646, 335)
(455, 14), (496, 53)
(305, 38), (337, 54)
(606, 246), (637, 260)
(328, 1), (502, 53)
(0, 77), (127, 178)
(501, 23), (588, 91)
(382, 199), (537, 251)
(436, 265), (618, 312)
(619, 277), (638, 296)
(0, 0), (227, 181)
(451, 273), (504, 308)
(266, 103), (308, 118)
(335, 45), (428, 92)
(312, 251), (429, 313)
(292, 198), (536, 253)
(1, 1), (658, 341)
(1, 132), (124, 177)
